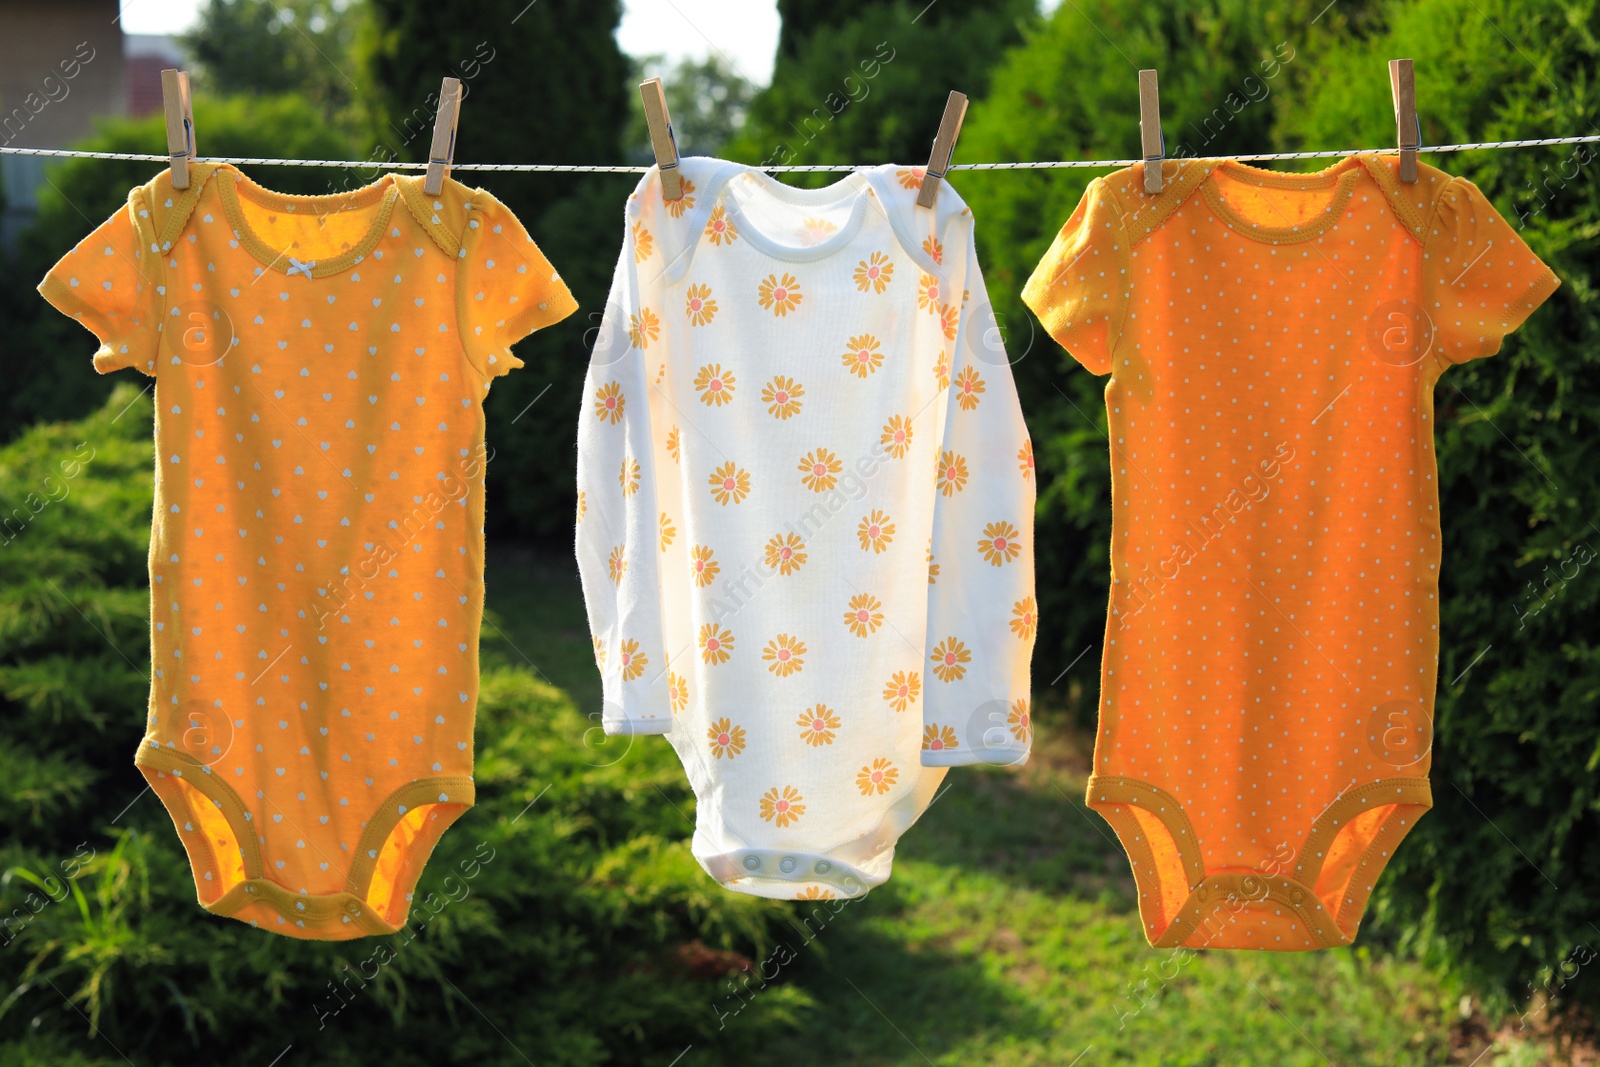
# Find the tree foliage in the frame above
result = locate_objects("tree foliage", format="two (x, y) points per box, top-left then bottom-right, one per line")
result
(724, 0), (1036, 178)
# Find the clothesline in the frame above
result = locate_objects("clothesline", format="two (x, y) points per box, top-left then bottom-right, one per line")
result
(3, 133), (1599, 172)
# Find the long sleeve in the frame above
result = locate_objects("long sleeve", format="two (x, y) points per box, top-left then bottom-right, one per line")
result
(575, 192), (673, 735)
(920, 229), (1037, 767)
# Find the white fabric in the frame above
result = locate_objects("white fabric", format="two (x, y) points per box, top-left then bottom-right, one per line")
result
(574, 158), (1036, 899)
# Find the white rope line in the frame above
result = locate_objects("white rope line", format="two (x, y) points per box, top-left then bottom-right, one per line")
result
(3, 134), (1598, 172)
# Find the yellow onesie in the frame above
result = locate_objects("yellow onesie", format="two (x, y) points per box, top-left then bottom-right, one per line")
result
(39, 162), (576, 938)
(1024, 156), (1557, 949)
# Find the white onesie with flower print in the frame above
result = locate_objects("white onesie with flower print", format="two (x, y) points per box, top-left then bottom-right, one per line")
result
(575, 158), (1037, 900)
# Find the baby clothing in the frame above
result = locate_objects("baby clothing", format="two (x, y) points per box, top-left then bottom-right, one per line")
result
(1024, 155), (1557, 949)
(575, 159), (1036, 900)
(40, 162), (575, 938)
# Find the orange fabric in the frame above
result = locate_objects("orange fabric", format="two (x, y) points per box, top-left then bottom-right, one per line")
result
(40, 162), (576, 939)
(1026, 155), (1558, 949)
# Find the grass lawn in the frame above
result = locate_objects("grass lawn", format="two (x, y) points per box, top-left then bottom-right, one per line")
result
(483, 543), (1560, 1067)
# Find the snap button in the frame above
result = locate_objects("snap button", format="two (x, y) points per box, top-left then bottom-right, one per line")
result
(813, 860), (832, 875)
(779, 856), (797, 874)
(244, 885), (257, 894)
(295, 899), (307, 911)
(742, 855), (761, 871)
(345, 901), (362, 916)
(1290, 889), (1305, 905)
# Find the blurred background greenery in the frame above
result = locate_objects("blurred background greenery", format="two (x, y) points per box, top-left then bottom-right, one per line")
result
(0, 0), (1596, 1063)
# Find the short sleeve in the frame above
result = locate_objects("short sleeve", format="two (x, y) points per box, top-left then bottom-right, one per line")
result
(1425, 177), (1559, 364)
(1021, 177), (1130, 376)
(456, 188), (579, 380)
(37, 191), (162, 376)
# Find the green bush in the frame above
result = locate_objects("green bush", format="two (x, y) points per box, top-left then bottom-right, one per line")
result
(0, 386), (807, 1065)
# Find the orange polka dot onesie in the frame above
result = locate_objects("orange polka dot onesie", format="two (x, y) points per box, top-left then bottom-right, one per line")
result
(39, 162), (576, 938)
(1023, 155), (1558, 949)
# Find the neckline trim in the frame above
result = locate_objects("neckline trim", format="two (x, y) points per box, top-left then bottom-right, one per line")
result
(214, 164), (400, 278)
(1199, 156), (1364, 244)
(717, 169), (875, 262)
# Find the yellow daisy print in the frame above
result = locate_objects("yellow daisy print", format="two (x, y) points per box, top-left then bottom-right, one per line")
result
(880, 415), (912, 459)
(762, 375), (804, 420)
(695, 362), (735, 406)
(708, 717), (746, 759)
(632, 221), (654, 262)
(922, 236), (943, 264)
(799, 448), (842, 493)
(669, 671), (689, 714)
(896, 167), (925, 190)
(1008, 699), (1032, 743)
(699, 623), (734, 665)
(576, 490), (587, 525)
(938, 450), (968, 496)
(800, 216), (839, 244)
(932, 351), (951, 391)
(797, 704), (840, 746)
(798, 885), (835, 900)
(619, 456), (640, 498)
(690, 544), (720, 588)
(666, 425), (680, 463)
(666, 176), (697, 218)
(955, 366), (986, 411)
(659, 512), (676, 551)
(842, 333), (883, 377)
(594, 381), (625, 424)
(1011, 597), (1038, 641)
(917, 273), (942, 312)
(628, 307), (660, 349)
(709, 462), (751, 505)
(705, 204), (738, 245)
(607, 545), (626, 585)
(685, 283), (718, 326)
(927, 544), (939, 585)
(763, 633), (806, 677)
(845, 593), (885, 638)
(978, 521), (1022, 566)
(618, 638), (648, 682)
(592, 635), (606, 670)
(1018, 439), (1035, 480)
(757, 272), (803, 316)
(854, 251), (894, 293)
(857, 509), (895, 554)
(883, 670), (921, 712)
(930, 637), (970, 682)
(923, 724), (959, 752)
(759, 785), (805, 827)
(764, 532), (807, 576)
(937, 302), (959, 341)
(857, 757), (898, 796)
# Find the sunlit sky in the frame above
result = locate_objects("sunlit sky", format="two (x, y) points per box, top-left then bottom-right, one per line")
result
(120, 0), (787, 85)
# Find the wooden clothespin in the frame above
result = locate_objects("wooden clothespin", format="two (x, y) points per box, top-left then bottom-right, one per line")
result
(1138, 69), (1163, 194)
(917, 90), (968, 209)
(424, 77), (463, 196)
(1388, 59), (1419, 182)
(161, 69), (196, 190)
(639, 77), (684, 202)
